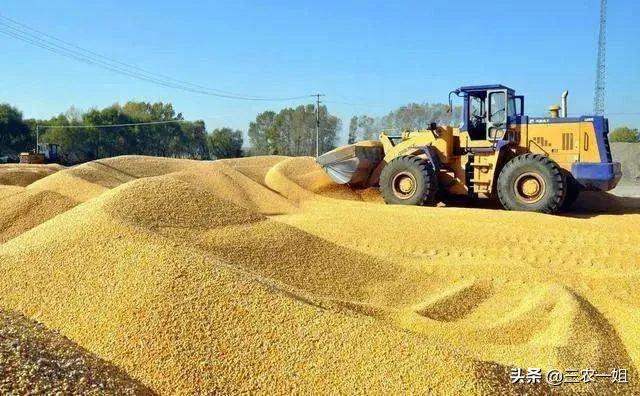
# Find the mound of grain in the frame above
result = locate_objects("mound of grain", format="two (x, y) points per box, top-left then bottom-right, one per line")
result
(27, 155), (205, 203)
(172, 164), (298, 215)
(0, 163), (64, 187)
(273, 189), (640, 386)
(0, 185), (24, 200)
(1, 154), (639, 394)
(102, 175), (265, 229)
(0, 192), (515, 394)
(0, 155), (289, 243)
(7, 155), (222, 237)
(91, 155), (206, 179)
(0, 309), (153, 395)
(217, 155), (290, 186)
(0, 189), (77, 243)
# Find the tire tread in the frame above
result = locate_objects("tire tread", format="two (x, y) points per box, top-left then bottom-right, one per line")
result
(497, 153), (566, 214)
(380, 155), (437, 206)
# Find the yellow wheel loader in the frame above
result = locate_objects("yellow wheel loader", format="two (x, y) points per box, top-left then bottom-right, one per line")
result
(317, 85), (621, 214)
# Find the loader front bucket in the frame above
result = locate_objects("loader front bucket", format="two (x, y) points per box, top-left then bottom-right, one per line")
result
(316, 140), (384, 188)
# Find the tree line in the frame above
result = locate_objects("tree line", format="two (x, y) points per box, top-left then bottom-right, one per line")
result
(348, 103), (463, 143)
(609, 126), (640, 143)
(0, 101), (345, 163)
(248, 104), (340, 156)
(0, 102), (242, 163)
(245, 102), (466, 155)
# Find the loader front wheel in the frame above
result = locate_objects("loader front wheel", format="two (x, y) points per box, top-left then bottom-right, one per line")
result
(497, 154), (566, 213)
(380, 156), (437, 205)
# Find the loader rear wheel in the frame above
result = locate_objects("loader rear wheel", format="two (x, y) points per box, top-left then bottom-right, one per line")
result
(497, 154), (566, 214)
(380, 155), (437, 205)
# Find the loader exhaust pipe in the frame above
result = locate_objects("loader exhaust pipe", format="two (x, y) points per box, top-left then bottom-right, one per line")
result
(561, 90), (569, 117)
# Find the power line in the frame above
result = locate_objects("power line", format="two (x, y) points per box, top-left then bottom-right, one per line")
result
(0, 15), (251, 98)
(0, 15), (238, 97)
(0, 15), (377, 110)
(0, 25), (309, 101)
(0, 15), (310, 102)
(0, 27), (190, 94)
(38, 120), (192, 129)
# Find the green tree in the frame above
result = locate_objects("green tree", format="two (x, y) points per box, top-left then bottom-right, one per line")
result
(248, 111), (277, 154)
(248, 105), (340, 156)
(316, 105), (340, 155)
(121, 102), (183, 156)
(83, 105), (132, 157)
(209, 128), (243, 159)
(0, 104), (30, 153)
(180, 121), (209, 159)
(32, 102), (209, 163)
(609, 126), (639, 143)
(39, 114), (94, 162)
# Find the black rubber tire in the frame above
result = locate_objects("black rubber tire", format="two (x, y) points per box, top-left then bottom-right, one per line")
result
(380, 155), (437, 206)
(497, 154), (567, 214)
(561, 174), (581, 210)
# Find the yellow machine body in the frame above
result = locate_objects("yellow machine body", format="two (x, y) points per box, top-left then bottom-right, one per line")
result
(376, 117), (610, 197)
(318, 84), (621, 212)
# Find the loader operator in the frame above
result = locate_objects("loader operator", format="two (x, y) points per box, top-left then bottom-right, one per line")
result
(469, 96), (485, 140)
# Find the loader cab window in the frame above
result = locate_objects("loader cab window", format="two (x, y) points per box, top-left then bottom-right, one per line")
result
(489, 92), (506, 122)
(487, 90), (509, 140)
(508, 96), (517, 117)
(468, 94), (486, 140)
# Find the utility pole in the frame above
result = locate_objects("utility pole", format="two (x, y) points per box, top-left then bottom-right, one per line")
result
(593, 0), (607, 116)
(35, 124), (39, 153)
(313, 93), (325, 157)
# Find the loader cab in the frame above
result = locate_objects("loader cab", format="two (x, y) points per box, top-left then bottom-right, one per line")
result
(456, 84), (522, 142)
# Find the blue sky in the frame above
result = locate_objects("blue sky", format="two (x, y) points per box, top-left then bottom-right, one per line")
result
(1, 0), (639, 142)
